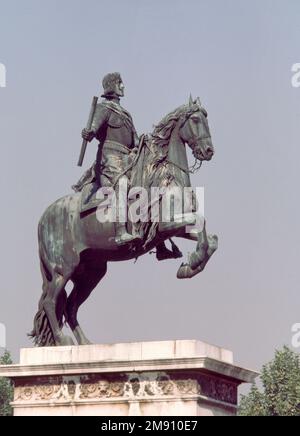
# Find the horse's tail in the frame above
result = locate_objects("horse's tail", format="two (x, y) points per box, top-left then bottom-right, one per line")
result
(29, 259), (67, 346)
(29, 226), (67, 347)
(29, 253), (54, 346)
(29, 294), (55, 347)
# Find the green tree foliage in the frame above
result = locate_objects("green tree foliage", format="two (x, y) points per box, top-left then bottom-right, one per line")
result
(0, 351), (13, 416)
(239, 346), (300, 416)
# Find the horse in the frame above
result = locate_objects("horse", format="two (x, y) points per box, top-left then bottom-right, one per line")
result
(30, 96), (218, 347)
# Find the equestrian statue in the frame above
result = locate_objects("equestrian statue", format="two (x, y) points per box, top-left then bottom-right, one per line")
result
(30, 72), (218, 347)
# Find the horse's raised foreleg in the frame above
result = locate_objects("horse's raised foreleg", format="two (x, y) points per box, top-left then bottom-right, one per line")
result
(177, 222), (218, 279)
(66, 262), (107, 345)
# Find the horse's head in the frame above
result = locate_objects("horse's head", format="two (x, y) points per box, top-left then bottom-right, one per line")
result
(179, 96), (214, 161)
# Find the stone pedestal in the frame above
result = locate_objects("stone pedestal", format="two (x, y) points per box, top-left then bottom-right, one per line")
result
(0, 340), (258, 416)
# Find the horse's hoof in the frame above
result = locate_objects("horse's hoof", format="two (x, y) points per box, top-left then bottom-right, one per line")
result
(81, 339), (92, 346)
(177, 263), (191, 279)
(56, 335), (75, 346)
(64, 336), (75, 346)
(208, 234), (218, 252)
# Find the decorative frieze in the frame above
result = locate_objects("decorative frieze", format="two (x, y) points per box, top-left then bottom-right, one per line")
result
(14, 371), (238, 405)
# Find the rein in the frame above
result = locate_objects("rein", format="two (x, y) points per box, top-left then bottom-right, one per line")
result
(166, 158), (203, 175)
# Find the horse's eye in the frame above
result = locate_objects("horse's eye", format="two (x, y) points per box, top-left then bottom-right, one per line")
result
(191, 117), (200, 123)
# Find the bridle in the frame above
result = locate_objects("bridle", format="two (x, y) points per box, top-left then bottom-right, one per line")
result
(166, 116), (207, 175)
(187, 135), (211, 149)
(166, 156), (203, 175)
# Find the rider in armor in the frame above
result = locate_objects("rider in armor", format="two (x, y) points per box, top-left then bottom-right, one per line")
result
(73, 72), (140, 245)
(73, 72), (182, 258)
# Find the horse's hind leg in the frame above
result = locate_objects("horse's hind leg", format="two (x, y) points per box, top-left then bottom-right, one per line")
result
(43, 271), (74, 346)
(66, 262), (107, 345)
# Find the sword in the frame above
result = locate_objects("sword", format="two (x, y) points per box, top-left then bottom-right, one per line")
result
(77, 96), (98, 167)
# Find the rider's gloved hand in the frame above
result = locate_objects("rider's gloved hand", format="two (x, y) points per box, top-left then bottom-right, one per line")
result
(81, 128), (95, 142)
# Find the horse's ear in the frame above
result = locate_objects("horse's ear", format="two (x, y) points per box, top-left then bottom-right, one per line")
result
(196, 97), (202, 106)
(189, 94), (193, 107)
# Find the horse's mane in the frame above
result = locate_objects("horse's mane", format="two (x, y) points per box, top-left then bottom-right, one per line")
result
(151, 102), (201, 151)
(143, 103), (198, 182)
(151, 104), (187, 149)
(134, 103), (199, 248)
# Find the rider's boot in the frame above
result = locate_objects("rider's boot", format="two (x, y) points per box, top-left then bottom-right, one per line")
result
(114, 188), (141, 246)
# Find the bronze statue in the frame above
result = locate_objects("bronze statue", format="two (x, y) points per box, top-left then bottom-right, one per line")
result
(73, 73), (181, 260)
(30, 74), (218, 347)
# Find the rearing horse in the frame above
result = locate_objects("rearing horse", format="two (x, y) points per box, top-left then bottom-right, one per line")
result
(31, 96), (218, 347)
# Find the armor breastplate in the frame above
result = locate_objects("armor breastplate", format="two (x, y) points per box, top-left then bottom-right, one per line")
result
(104, 104), (135, 149)
(107, 112), (124, 128)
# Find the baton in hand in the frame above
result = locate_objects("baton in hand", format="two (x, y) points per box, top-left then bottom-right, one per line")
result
(77, 96), (98, 167)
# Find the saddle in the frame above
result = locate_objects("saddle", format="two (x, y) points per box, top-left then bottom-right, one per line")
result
(79, 135), (147, 215)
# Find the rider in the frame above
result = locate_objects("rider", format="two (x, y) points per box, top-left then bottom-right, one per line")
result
(73, 72), (140, 245)
(73, 72), (182, 258)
